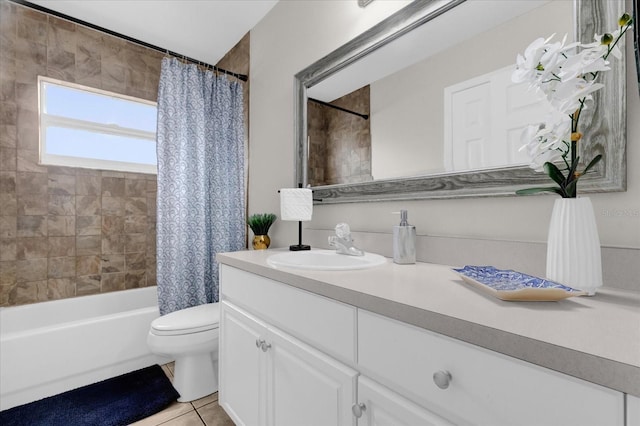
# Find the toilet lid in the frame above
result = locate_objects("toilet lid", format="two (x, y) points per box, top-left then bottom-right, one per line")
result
(151, 303), (220, 336)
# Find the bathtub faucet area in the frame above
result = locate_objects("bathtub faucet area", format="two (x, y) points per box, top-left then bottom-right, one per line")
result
(328, 223), (364, 256)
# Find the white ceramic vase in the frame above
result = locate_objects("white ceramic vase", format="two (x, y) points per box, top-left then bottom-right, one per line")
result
(546, 197), (602, 295)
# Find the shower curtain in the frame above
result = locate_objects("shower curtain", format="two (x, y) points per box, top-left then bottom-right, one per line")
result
(156, 57), (245, 315)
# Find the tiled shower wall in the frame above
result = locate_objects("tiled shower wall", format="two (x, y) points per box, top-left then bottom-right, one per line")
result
(307, 85), (371, 186)
(0, 1), (162, 306)
(0, 3), (250, 307)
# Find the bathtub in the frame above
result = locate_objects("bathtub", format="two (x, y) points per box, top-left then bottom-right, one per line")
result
(0, 287), (168, 411)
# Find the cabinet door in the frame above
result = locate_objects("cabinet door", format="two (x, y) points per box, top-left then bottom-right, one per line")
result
(357, 376), (454, 426)
(267, 326), (358, 426)
(219, 301), (268, 426)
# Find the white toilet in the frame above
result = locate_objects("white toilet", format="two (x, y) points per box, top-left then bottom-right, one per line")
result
(147, 303), (220, 402)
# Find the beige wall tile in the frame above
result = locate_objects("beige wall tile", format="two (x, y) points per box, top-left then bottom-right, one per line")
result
(16, 257), (47, 282)
(76, 235), (100, 255)
(102, 253), (124, 273)
(0, 215), (16, 238)
(76, 255), (101, 276)
(101, 196), (124, 215)
(102, 176), (125, 196)
(16, 172), (47, 194)
(76, 215), (101, 236)
(125, 197), (147, 216)
(48, 256), (76, 278)
(76, 195), (100, 216)
(48, 215), (75, 236)
(11, 280), (47, 304)
(0, 147), (16, 170)
(125, 233), (145, 253)
(0, 260), (17, 286)
(0, 238), (16, 261)
(101, 272), (125, 292)
(125, 270), (145, 289)
(0, 193), (17, 215)
(16, 148), (47, 173)
(48, 277), (75, 299)
(48, 173), (76, 195)
(126, 251), (146, 271)
(76, 274), (100, 295)
(0, 170), (16, 192)
(125, 179), (146, 197)
(18, 194), (48, 215)
(0, 125), (17, 148)
(16, 215), (46, 237)
(102, 215), (124, 235)
(16, 117), (38, 150)
(124, 215), (147, 233)
(102, 233), (124, 255)
(48, 236), (75, 257)
(76, 175), (101, 195)
(48, 194), (76, 215)
(16, 236), (48, 259)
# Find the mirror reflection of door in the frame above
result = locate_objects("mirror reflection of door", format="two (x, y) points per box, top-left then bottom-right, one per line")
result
(306, 0), (573, 186)
(445, 65), (551, 172)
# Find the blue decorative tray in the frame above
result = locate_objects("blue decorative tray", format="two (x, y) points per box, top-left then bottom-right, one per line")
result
(452, 266), (586, 301)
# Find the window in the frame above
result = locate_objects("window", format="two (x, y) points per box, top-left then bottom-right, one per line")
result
(39, 76), (158, 174)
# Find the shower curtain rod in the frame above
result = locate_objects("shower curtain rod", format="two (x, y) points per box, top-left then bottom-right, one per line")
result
(308, 98), (369, 120)
(9, 0), (248, 82)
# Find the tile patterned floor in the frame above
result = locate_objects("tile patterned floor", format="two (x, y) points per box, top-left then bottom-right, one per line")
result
(130, 363), (234, 426)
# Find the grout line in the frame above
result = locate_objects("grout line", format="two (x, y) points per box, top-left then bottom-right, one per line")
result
(194, 407), (207, 425)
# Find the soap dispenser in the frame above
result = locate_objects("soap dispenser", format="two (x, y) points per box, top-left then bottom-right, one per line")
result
(393, 210), (416, 264)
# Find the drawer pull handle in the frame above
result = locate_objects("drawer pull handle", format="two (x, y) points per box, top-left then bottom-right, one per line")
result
(260, 341), (272, 352)
(433, 370), (452, 389)
(351, 402), (366, 418)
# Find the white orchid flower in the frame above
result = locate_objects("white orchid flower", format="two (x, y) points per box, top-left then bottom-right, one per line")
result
(513, 13), (631, 197)
(551, 79), (604, 114)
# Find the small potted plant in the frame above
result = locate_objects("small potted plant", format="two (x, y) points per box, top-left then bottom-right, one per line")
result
(247, 213), (277, 250)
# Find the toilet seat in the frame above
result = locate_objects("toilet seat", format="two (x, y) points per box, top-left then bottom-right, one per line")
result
(151, 303), (220, 336)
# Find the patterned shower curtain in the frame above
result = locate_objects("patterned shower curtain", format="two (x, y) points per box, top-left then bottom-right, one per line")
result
(156, 58), (245, 315)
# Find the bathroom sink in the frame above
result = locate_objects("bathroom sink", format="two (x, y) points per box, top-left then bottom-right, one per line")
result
(267, 249), (387, 271)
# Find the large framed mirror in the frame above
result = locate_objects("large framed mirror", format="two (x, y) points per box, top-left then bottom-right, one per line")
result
(295, 0), (627, 203)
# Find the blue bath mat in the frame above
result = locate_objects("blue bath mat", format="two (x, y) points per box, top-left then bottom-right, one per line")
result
(0, 364), (179, 426)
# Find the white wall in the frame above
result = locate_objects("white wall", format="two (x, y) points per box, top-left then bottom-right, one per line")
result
(250, 0), (639, 252)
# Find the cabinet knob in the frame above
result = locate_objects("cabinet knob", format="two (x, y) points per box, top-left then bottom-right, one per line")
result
(255, 339), (263, 348)
(351, 402), (366, 418)
(260, 341), (272, 352)
(433, 370), (452, 389)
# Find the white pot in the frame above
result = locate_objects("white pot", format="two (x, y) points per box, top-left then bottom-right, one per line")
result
(546, 197), (602, 295)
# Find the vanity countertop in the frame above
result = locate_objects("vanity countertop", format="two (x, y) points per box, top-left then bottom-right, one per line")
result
(217, 249), (640, 397)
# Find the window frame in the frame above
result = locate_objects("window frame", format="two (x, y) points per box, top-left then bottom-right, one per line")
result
(38, 76), (158, 174)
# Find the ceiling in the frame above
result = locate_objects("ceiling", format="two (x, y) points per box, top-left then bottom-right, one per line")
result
(28, 0), (279, 65)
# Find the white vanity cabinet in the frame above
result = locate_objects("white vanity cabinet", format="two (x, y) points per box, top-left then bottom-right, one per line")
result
(219, 266), (358, 426)
(219, 302), (358, 426)
(218, 264), (626, 426)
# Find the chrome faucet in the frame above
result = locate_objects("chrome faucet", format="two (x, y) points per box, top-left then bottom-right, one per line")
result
(328, 223), (364, 256)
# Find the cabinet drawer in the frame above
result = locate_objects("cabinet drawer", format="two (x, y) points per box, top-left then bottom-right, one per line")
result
(220, 265), (356, 363)
(358, 309), (623, 426)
